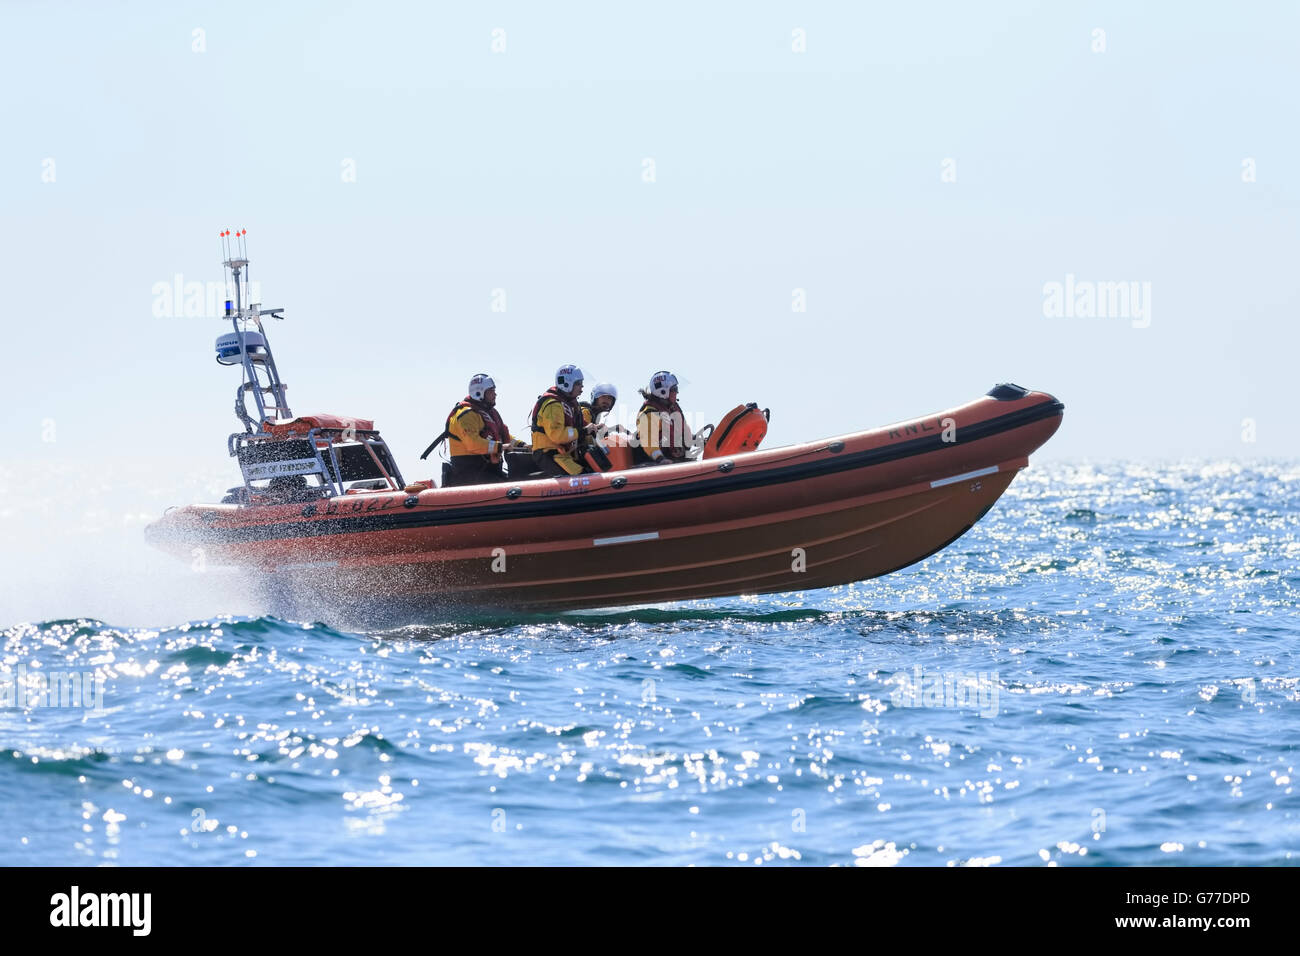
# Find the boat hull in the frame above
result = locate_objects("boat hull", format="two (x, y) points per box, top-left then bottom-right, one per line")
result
(146, 387), (1064, 621)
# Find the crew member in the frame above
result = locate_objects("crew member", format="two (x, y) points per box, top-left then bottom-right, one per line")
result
(576, 382), (620, 471)
(530, 365), (589, 477)
(428, 373), (520, 486)
(633, 371), (709, 465)
(580, 383), (619, 436)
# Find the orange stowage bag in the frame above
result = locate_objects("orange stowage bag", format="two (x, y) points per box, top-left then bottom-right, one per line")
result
(582, 429), (637, 470)
(596, 430), (635, 472)
(263, 414), (375, 440)
(582, 445), (613, 473)
(704, 404), (769, 459)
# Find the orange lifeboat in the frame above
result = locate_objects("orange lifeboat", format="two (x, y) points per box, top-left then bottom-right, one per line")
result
(146, 383), (1065, 624)
(157, 243), (1066, 624)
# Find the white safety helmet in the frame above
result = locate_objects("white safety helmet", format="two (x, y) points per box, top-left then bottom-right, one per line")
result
(591, 383), (618, 402)
(649, 370), (678, 400)
(556, 364), (585, 394)
(468, 372), (495, 402)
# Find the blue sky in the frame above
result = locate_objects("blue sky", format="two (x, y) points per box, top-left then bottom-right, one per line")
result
(3, 0), (1297, 473)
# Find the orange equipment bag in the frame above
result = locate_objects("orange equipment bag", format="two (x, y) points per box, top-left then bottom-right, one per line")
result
(592, 430), (635, 472)
(703, 404), (769, 459)
(263, 414), (374, 440)
(582, 445), (613, 473)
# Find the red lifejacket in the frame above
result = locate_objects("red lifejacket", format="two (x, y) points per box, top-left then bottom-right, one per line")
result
(447, 397), (510, 457)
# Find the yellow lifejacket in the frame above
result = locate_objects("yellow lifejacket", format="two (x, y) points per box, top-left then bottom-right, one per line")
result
(529, 388), (581, 455)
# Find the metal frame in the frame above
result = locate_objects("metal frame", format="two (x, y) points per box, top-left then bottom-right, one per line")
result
(219, 255), (292, 431)
(229, 427), (405, 499)
(215, 242), (405, 502)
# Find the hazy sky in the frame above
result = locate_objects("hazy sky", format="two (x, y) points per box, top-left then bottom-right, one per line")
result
(3, 0), (1297, 478)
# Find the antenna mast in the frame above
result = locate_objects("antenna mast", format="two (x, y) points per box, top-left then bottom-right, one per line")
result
(213, 229), (292, 433)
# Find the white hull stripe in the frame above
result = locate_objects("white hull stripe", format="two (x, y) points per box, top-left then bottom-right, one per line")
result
(930, 465), (999, 488)
(593, 531), (660, 547)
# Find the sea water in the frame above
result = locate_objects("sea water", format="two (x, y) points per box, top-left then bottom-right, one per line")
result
(1, 460), (1296, 865)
